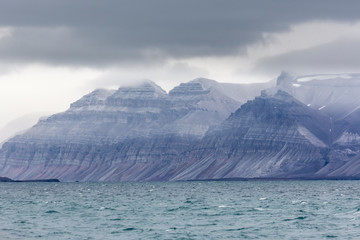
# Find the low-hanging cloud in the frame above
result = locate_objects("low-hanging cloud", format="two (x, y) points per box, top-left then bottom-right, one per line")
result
(255, 38), (360, 76)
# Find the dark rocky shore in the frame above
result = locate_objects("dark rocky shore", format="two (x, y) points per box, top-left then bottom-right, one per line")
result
(0, 177), (60, 182)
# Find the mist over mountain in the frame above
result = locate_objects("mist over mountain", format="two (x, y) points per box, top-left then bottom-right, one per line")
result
(0, 74), (360, 181)
(274, 72), (360, 121)
(0, 112), (50, 146)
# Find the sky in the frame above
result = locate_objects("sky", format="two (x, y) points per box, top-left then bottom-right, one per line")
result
(1, 0), (360, 128)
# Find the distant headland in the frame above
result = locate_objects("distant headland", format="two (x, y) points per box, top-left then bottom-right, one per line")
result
(0, 177), (60, 182)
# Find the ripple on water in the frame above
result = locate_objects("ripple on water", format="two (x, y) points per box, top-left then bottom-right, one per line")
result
(45, 210), (59, 214)
(218, 205), (229, 208)
(0, 181), (360, 239)
(123, 227), (136, 231)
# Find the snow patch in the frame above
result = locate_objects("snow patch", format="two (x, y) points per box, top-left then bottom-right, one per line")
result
(336, 132), (360, 145)
(292, 83), (301, 88)
(342, 105), (360, 119)
(318, 105), (326, 110)
(297, 74), (353, 82)
(297, 126), (327, 147)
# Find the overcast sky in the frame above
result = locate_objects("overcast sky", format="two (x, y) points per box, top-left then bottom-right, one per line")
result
(1, 0), (360, 128)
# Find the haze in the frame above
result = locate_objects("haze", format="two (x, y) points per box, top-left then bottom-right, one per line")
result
(1, 0), (360, 129)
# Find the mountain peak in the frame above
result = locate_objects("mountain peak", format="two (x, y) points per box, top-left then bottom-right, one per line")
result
(261, 89), (297, 102)
(169, 81), (210, 96)
(190, 77), (218, 86)
(70, 89), (116, 108)
(111, 80), (167, 99)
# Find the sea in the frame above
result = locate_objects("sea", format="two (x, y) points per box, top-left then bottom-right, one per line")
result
(0, 181), (359, 239)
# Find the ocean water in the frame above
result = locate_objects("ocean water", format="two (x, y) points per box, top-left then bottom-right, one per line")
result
(0, 181), (359, 239)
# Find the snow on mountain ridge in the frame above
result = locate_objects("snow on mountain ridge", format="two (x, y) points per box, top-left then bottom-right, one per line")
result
(296, 74), (354, 82)
(274, 72), (360, 122)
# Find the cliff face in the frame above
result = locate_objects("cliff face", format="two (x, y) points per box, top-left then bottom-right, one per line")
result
(171, 91), (332, 180)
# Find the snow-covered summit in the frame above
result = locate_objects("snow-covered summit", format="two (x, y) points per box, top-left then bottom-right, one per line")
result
(169, 81), (210, 96)
(70, 89), (116, 109)
(110, 80), (167, 100)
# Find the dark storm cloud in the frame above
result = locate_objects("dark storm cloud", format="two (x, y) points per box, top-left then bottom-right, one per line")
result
(0, 0), (360, 66)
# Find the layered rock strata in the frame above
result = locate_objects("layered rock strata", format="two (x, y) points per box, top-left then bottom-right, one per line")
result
(1, 75), (360, 181)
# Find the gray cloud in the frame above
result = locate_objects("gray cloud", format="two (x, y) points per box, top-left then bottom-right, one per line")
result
(254, 38), (360, 76)
(1, 0), (360, 67)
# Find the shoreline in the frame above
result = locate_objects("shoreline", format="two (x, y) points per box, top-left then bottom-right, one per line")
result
(0, 177), (60, 182)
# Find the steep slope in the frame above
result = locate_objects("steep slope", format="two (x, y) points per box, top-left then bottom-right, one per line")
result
(314, 107), (360, 178)
(0, 79), (245, 181)
(270, 72), (360, 178)
(172, 90), (332, 180)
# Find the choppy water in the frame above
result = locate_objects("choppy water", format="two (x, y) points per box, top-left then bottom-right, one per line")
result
(0, 181), (360, 239)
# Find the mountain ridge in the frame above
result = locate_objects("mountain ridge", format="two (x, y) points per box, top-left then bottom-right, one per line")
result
(1, 74), (360, 181)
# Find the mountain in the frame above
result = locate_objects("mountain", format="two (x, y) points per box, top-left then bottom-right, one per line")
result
(171, 90), (332, 180)
(0, 78), (272, 181)
(1, 74), (360, 181)
(265, 72), (360, 178)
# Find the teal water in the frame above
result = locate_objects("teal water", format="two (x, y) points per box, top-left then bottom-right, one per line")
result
(0, 181), (359, 239)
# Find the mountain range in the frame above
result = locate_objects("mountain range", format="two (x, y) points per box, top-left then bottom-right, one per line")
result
(0, 73), (359, 181)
